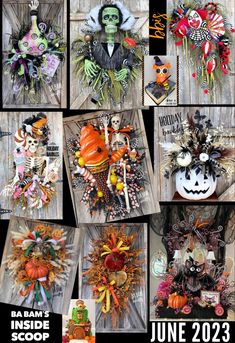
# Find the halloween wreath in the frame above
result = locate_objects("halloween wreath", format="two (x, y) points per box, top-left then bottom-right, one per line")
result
(169, 1), (235, 97)
(83, 225), (145, 326)
(67, 114), (147, 220)
(1, 113), (61, 210)
(161, 110), (235, 200)
(152, 213), (234, 319)
(6, 223), (73, 306)
(4, 0), (66, 101)
(72, 1), (147, 106)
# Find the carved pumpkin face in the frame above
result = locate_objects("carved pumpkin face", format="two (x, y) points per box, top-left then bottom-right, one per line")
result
(175, 169), (217, 200)
(188, 10), (203, 29)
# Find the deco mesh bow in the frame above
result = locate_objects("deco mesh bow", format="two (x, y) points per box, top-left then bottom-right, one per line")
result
(6, 223), (73, 306)
(4, 0), (66, 102)
(72, 1), (147, 106)
(169, 1), (235, 96)
(1, 113), (61, 210)
(67, 114), (147, 220)
(83, 225), (144, 327)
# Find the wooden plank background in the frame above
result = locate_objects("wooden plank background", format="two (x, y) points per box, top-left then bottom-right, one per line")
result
(0, 216), (83, 315)
(2, 0), (67, 108)
(63, 110), (159, 223)
(0, 111), (63, 219)
(70, 0), (149, 109)
(154, 107), (235, 201)
(167, 0), (235, 105)
(79, 223), (147, 332)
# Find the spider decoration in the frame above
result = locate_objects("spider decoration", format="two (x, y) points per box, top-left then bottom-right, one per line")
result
(67, 114), (147, 220)
(72, 1), (147, 107)
(4, 0), (66, 101)
(1, 113), (61, 210)
(169, 1), (235, 97)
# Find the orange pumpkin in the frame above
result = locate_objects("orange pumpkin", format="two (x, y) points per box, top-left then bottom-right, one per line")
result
(25, 259), (49, 280)
(168, 293), (187, 309)
(109, 146), (128, 164)
(80, 124), (109, 166)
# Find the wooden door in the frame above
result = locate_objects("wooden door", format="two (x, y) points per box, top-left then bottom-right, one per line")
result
(167, 0), (235, 104)
(63, 110), (159, 223)
(70, 0), (149, 109)
(2, 0), (67, 108)
(79, 223), (147, 332)
(154, 107), (235, 201)
(0, 111), (63, 219)
(0, 216), (83, 314)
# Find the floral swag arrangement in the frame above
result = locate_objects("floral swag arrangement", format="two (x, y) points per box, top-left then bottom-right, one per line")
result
(6, 223), (73, 306)
(83, 225), (145, 327)
(4, 0), (66, 101)
(72, 1), (147, 106)
(169, 1), (235, 96)
(1, 113), (61, 210)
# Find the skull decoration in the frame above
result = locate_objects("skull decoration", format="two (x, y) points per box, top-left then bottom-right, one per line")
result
(175, 169), (217, 200)
(26, 135), (39, 154)
(18, 0), (48, 57)
(187, 10), (203, 29)
(111, 115), (121, 131)
(102, 7), (120, 34)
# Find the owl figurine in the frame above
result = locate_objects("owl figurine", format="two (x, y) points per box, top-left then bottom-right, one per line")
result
(18, 0), (48, 56)
(153, 56), (171, 90)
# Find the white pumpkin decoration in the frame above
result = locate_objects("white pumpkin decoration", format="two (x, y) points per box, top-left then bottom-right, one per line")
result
(175, 169), (217, 200)
(176, 151), (192, 167)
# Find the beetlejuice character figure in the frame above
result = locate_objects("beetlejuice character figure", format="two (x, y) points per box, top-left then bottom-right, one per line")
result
(72, 1), (146, 106)
(153, 56), (171, 90)
(1, 113), (61, 210)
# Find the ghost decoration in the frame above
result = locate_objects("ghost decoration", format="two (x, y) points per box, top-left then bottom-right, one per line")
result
(175, 169), (217, 200)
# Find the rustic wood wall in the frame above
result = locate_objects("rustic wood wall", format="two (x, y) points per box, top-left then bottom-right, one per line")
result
(79, 223), (147, 332)
(2, 0), (67, 108)
(70, 0), (149, 109)
(167, 0), (235, 105)
(154, 107), (235, 201)
(0, 216), (83, 315)
(63, 110), (159, 223)
(0, 111), (63, 219)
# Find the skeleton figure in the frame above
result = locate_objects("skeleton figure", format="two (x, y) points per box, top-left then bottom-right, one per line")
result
(110, 115), (130, 151)
(84, 4), (132, 82)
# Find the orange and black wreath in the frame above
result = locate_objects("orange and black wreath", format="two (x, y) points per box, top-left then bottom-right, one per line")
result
(6, 223), (73, 306)
(83, 225), (145, 326)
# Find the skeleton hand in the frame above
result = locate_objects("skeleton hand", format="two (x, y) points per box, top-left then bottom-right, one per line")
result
(13, 174), (20, 184)
(114, 68), (129, 81)
(84, 59), (100, 78)
(29, 0), (39, 10)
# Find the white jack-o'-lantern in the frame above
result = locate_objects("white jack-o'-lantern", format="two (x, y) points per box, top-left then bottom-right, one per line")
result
(188, 10), (203, 29)
(175, 169), (217, 200)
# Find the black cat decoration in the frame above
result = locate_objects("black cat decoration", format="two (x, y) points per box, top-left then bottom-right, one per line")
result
(174, 257), (215, 293)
